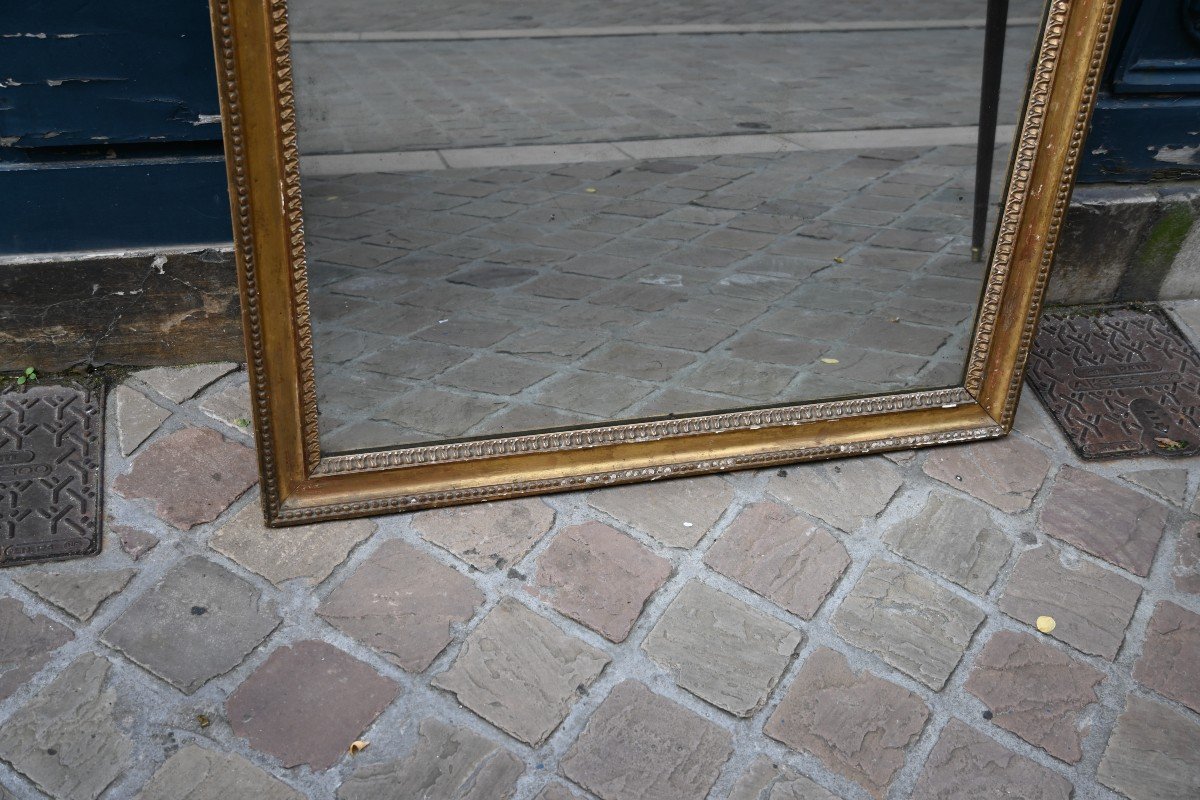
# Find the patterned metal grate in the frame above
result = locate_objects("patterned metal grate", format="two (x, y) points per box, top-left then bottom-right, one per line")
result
(1027, 305), (1200, 460)
(1, 383), (104, 566)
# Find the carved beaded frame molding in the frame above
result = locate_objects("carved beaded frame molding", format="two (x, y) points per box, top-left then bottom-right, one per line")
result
(208, 0), (1119, 526)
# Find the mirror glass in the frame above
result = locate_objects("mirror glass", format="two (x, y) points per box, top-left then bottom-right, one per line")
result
(287, 0), (1044, 454)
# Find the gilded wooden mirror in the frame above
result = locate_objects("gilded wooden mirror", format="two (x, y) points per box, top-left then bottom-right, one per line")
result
(208, 0), (1119, 525)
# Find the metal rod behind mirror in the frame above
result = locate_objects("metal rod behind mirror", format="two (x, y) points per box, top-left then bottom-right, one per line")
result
(972, 0), (1010, 262)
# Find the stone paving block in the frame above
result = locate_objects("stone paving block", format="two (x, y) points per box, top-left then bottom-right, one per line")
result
(768, 458), (902, 532)
(0, 597), (73, 704)
(1120, 467), (1189, 507)
(433, 598), (609, 746)
(112, 427), (258, 530)
(1097, 695), (1200, 800)
(999, 545), (1141, 660)
(0, 653), (132, 800)
(102, 556), (280, 693)
(579, 342), (697, 382)
(132, 363), (237, 403)
(911, 719), (1073, 800)
(338, 718), (523, 800)
(587, 475), (734, 547)
(883, 493), (1011, 595)
(228, 640), (400, 771)
(765, 647), (929, 800)
(531, 521), (671, 642)
(1040, 466), (1169, 577)
(139, 744), (303, 800)
(705, 501), (850, 619)
(412, 497), (555, 571)
(110, 384), (171, 456)
(964, 630), (1105, 763)
(728, 756), (840, 800)
(1175, 520), (1200, 595)
(642, 581), (802, 716)
(112, 523), (158, 560)
(210, 501), (375, 587)
(1133, 601), (1200, 713)
(198, 382), (254, 432)
(14, 568), (136, 621)
(1011, 397), (1060, 449)
(832, 560), (985, 689)
(560, 680), (733, 800)
(318, 539), (483, 673)
(921, 437), (1050, 513)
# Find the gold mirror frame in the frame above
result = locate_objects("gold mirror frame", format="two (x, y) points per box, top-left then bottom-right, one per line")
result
(209, 0), (1119, 526)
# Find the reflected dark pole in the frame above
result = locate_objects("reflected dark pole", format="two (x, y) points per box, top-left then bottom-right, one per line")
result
(972, 0), (1010, 262)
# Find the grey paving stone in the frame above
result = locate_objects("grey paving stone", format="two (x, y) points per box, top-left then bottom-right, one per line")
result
(579, 342), (697, 382)
(911, 719), (1073, 800)
(101, 556), (281, 694)
(0, 654), (132, 800)
(1133, 601), (1200, 714)
(110, 384), (171, 456)
(560, 680), (733, 800)
(964, 630), (1105, 763)
(14, 568), (136, 622)
(132, 363), (238, 403)
(432, 598), (609, 746)
(769, 458), (902, 532)
(318, 540), (483, 673)
(728, 756), (841, 800)
(922, 437), (1050, 513)
(112, 523), (158, 560)
(112, 427), (259, 530)
(999, 545), (1142, 660)
(643, 581), (802, 716)
(535, 785), (584, 800)
(357, 341), (472, 380)
(1175, 520), (1200, 595)
(413, 497), (556, 571)
(227, 640), (401, 771)
(882, 493), (1011, 595)
(723, 331), (826, 367)
(139, 744), (303, 800)
(1097, 695), (1200, 800)
(197, 382), (254, 433)
(0, 597), (74, 704)
(765, 647), (929, 800)
(338, 718), (523, 800)
(496, 327), (610, 363)
(374, 387), (505, 438)
(1040, 466), (1169, 577)
(533, 371), (656, 418)
(531, 521), (671, 642)
(1119, 467), (1189, 507)
(587, 475), (734, 547)
(210, 500), (376, 587)
(832, 560), (985, 690)
(679, 357), (796, 401)
(704, 501), (850, 619)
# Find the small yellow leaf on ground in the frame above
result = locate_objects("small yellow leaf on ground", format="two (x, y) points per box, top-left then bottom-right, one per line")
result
(1036, 615), (1056, 634)
(197, 714), (211, 728)
(820, 358), (840, 365)
(833, 257), (845, 263)
(585, 187), (598, 193)
(349, 740), (369, 755)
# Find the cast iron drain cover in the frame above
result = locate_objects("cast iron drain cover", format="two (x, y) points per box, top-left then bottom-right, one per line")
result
(1027, 305), (1200, 460)
(1, 383), (104, 566)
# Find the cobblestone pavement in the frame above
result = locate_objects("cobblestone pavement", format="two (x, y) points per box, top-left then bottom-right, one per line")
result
(289, 0), (1045, 34)
(0, 303), (1197, 799)
(292, 26), (1039, 154)
(308, 143), (1007, 453)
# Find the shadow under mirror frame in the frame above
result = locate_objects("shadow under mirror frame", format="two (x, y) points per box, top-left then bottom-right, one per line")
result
(209, 0), (1120, 526)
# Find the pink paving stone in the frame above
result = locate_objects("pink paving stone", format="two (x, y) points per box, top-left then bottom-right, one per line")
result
(1039, 466), (1169, 577)
(911, 719), (1073, 800)
(112, 427), (258, 530)
(964, 630), (1105, 763)
(1133, 601), (1200, 714)
(922, 436), (1050, 513)
(317, 540), (483, 673)
(111, 524), (158, 560)
(999, 545), (1142, 660)
(764, 647), (930, 800)
(227, 640), (400, 771)
(704, 501), (850, 619)
(529, 521), (671, 642)
(1172, 520), (1200, 595)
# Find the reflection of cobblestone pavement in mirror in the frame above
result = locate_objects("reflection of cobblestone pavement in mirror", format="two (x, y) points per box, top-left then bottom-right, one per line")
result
(309, 144), (1008, 453)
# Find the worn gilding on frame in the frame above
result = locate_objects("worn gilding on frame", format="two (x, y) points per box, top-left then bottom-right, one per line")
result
(208, 0), (1121, 525)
